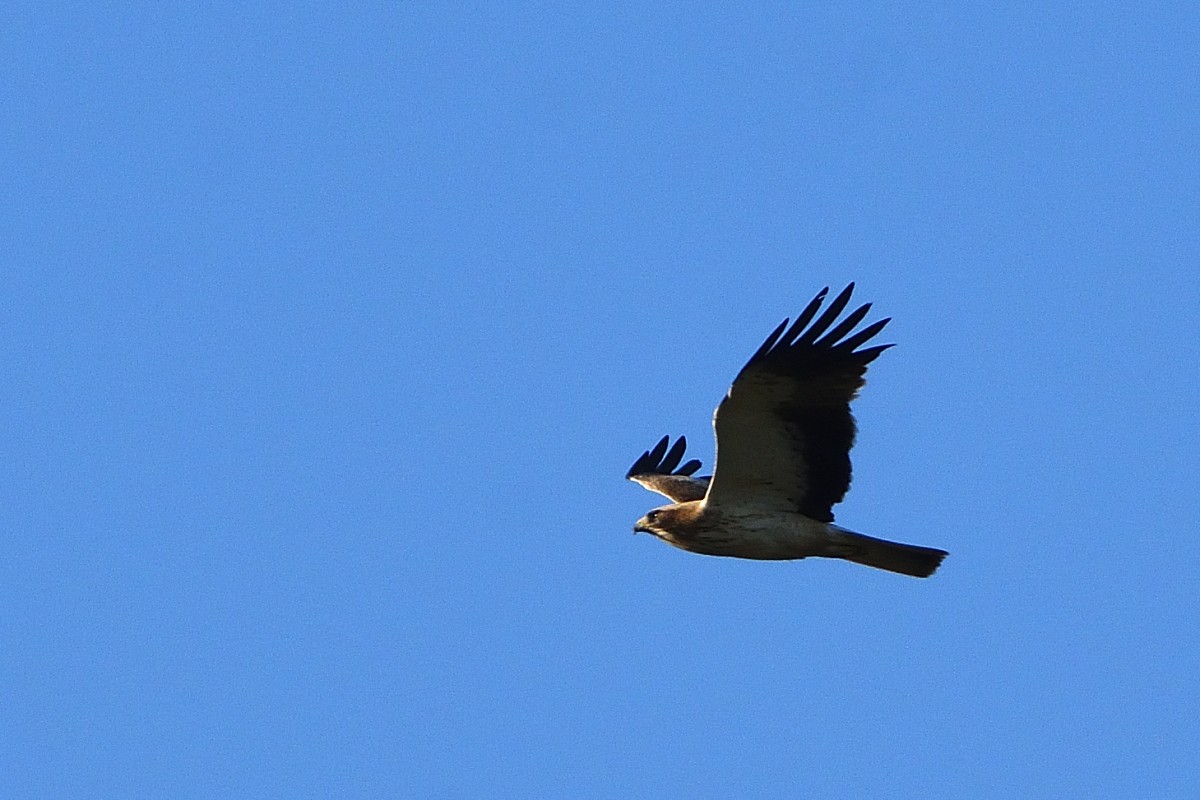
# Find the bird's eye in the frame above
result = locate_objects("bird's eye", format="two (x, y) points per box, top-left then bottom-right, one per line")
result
(647, 510), (661, 522)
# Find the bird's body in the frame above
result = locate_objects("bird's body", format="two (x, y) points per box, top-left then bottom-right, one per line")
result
(627, 284), (948, 578)
(635, 501), (832, 560)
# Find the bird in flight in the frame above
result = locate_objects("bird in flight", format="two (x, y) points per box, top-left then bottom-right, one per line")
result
(627, 284), (947, 578)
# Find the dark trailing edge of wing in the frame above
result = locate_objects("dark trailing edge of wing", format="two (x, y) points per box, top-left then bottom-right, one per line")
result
(626, 435), (703, 479)
(739, 283), (893, 378)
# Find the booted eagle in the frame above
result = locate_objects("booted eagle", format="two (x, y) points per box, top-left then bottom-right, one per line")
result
(627, 284), (947, 578)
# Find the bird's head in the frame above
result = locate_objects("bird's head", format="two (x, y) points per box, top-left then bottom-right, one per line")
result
(633, 506), (666, 535)
(633, 503), (698, 537)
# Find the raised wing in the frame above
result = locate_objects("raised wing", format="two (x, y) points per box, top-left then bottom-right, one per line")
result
(626, 435), (710, 503)
(705, 283), (891, 521)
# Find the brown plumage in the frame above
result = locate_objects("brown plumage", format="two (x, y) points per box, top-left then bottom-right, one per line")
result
(627, 284), (948, 578)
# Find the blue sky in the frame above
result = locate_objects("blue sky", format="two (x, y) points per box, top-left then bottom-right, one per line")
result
(4, 3), (1199, 797)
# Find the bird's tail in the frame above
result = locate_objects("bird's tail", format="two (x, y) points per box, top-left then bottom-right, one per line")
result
(827, 528), (948, 578)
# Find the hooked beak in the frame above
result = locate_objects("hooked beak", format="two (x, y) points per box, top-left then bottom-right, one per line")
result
(633, 517), (652, 535)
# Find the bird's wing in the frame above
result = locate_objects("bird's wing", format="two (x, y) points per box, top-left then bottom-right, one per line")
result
(705, 284), (892, 521)
(626, 435), (711, 503)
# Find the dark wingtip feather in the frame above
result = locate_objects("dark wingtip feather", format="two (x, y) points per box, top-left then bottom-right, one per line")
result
(815, 302), (872, 348)
(796, 283), (855, 345)
(659, 436), (688, 473)
(748, 318), (790, 363)
(626, 435), (704, 479)
(742, 284), (892, 373)
(778, 286), (830, 348)
(835, 317), (891, 352)
(625, 435), (668, 479)
(854, 343), (895, 364)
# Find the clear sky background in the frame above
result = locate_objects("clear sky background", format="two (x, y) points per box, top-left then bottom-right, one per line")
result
(4, 4), (1199, 798)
